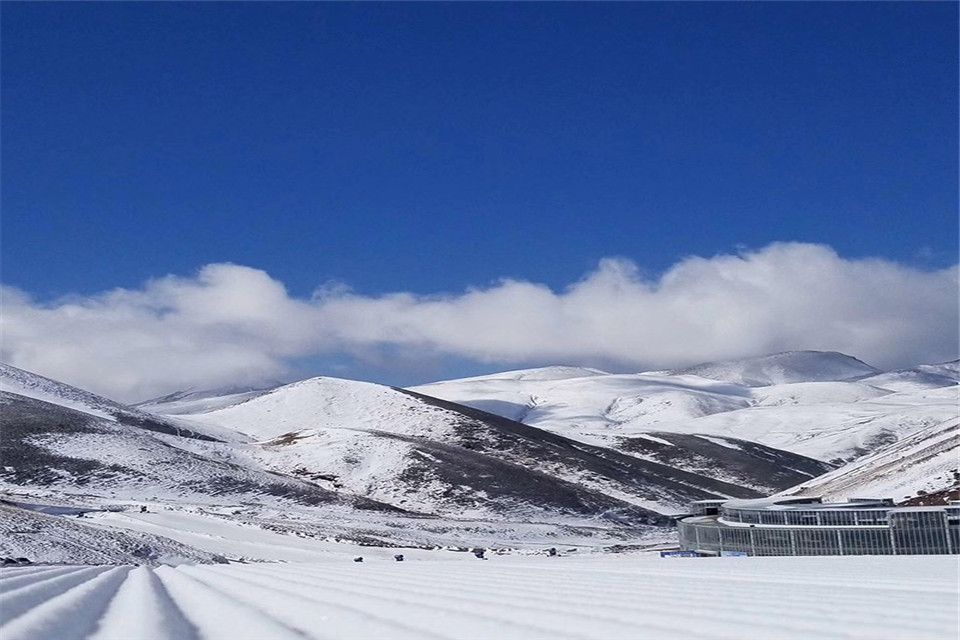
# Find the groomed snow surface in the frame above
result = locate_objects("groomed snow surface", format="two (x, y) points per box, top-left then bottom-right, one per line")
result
(2, 555), (956, 640)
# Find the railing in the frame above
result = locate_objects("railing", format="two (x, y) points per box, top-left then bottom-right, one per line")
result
(678, 517), (959, 556)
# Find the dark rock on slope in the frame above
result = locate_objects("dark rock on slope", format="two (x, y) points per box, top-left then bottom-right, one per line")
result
(398, 389), (766, 514)
(0, 392), (400, 513)
(616, 432), (834, 494)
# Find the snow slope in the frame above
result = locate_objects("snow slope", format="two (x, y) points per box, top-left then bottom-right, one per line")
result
(0, 363), (243, 444)
(0, 391), (397, 514)
(2, 366), (763, 557)
(654, 385), (958, 463)
(659, 350), (881, 387)
(182, 377), (774, 520)
(411, 369), (754, 438)
(411, 353), (957, 468)
(782, 417), (959, 503)
(0, 503), (224, 566)
(856, 360), (960, 392)
(1, 555), (955, 640)
(134, 387), (273, 416)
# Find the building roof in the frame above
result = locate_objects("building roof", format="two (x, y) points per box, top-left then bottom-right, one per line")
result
(722, 497), (894, 511)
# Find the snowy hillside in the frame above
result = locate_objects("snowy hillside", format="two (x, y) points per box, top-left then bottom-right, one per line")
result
(615, 432), (832, 493)
(655, 385), (957, 463)
(2, 365), (795, 560)
(410, 368), (754, 439)
(410, 353), (957, 463)
(134, 386), (273, 416)
(782, 417), (959, 503)
(180, 377), (782, 520)
(410, 352), (958, 499)
(0, 363), (243, 444)
(1, 384), (675, 558)
(0, 392), (391, 514)
(855, 360), (959, 392)
(658, 350), (880, 387)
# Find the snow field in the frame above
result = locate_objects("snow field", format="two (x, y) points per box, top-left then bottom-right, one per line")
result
(2, 555), (956, 640)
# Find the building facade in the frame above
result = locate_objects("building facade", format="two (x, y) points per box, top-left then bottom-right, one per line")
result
(676, 496), (960, 556)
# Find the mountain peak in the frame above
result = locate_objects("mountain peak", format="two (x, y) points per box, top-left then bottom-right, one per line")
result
(423, 366), (609, 386)
(660, 351), (880, 387)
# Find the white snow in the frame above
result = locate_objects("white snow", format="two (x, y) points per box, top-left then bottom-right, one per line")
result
(190, 376), (458, 441)
(751, 381), (892, 407)
(782, 418), (960, 502)
(0, 364), (117, 421)
(411, 371), (752, 444)
(410, 359), (957, 466)
(658, 350), (881, 387)
(134, 389), (271, 416)
(2, 555), (955, 640)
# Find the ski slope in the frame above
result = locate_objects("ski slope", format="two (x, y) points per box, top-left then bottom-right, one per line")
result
(1, 555), (955, 640)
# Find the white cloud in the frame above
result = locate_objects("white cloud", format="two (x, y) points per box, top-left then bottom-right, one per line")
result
(2, 243), (956, 402)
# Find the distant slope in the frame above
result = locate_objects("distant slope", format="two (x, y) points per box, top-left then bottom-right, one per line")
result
(182, 377), (771, 521)
(781, 417), (959, 504)
(0, 391), (395, 513)
(0, 363), (240, 443)
(410, 353), (957, 466)
(659, 351), (880, 387)
(855, 360), (959, 393)
(750, 381), (891, 407)
(437, 366), (610, 383)
(660, 385), (958, 463)
(410, 367), (753, 438)
(134, 386), (275, 415)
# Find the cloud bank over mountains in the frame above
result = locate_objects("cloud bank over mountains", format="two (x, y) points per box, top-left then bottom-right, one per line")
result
(2, 242), (957, 402)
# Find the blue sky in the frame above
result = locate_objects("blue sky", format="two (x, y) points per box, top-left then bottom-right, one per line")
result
(2, 3), (958, 399)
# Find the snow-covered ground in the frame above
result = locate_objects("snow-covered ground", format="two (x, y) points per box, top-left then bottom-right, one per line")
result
(1, 555), (955, 640)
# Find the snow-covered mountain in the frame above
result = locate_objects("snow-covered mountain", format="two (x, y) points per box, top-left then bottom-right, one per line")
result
(656, 351), (881, 387)
(3, 351), (955, 564)
(854, 360), (960, 392)
(134, 385), (276, 415)
(410, 351), (958, 500)
(0, 391), (392, 513)
(176, 376), (795, 520)
(781, 417), (959, 504)
(2, 364), (822, 561)
(409, 367), (754, 442)
(0, 363), (241, 443)
(1, 372), (679, 559)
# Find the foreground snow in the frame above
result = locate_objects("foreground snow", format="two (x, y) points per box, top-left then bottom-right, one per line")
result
(1, 555), (955, 640)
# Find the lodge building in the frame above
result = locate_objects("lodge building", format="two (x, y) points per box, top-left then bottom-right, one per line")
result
(676, 496), (960, 556)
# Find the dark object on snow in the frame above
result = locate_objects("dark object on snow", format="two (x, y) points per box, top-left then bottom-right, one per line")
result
(1, 557), (31, 566)
(394, 554), (404, 562)
(548, 547), (557, 557)
(140, 506), (148, 513)
(472, 548), (486, 559)
(353, 556), (363, 562)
